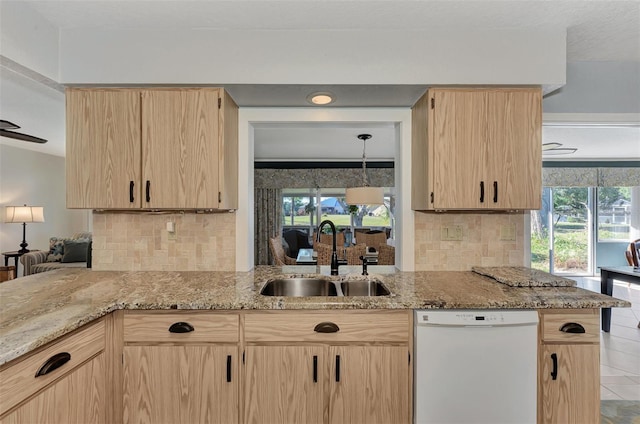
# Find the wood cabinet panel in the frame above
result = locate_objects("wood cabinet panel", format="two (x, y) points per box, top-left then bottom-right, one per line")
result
(66, 89), (141, 209)
(244, 345), (324, 424)
(432, 89), (487, 209)
(328, 345), (410, 424)
(123, 345), (238, 424)
(244, 310), (409, 343)
(0, 353), (106, 424)
(486, 89), (542, 209)
(411, 87), (542, 211)
(141, 89), (220, 209)
(540, 311), (599, 344)
(123, 311), (239, 343)
(66, 87), (238, 210)
(0, 320), (105, 416)
(539, 344), (599, 424)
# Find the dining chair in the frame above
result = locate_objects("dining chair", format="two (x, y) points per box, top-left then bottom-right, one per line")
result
(269, 236), (297, 266)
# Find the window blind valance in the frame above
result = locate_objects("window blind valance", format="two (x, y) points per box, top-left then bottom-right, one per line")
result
(542, 167), (640, 187)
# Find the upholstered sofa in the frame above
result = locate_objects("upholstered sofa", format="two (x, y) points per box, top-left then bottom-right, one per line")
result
(21, 232), (92, 276)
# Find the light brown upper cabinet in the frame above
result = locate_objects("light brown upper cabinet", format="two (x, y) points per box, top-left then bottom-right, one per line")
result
(412, 87), (542, 211)
(66, 88), (238, 210)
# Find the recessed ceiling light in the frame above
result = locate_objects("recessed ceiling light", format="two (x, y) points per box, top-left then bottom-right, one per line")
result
(306, 92), (335, 105)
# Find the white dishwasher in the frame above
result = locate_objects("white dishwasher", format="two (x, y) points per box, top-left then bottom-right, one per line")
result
(414, 310), (538, 424)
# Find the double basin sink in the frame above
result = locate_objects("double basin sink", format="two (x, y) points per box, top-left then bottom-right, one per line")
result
(260, 277), (390, 297)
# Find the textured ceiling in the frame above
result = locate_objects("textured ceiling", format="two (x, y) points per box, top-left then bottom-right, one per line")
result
(21, 0), (640, 61)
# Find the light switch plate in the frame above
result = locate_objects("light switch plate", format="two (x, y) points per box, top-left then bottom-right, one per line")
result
(500, 224), (516, 241)
(441, 225), (463, 241)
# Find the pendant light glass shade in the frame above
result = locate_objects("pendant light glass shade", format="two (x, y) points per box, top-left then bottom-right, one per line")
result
(346, 133), (384, 205)
(345, 186), (384, 205)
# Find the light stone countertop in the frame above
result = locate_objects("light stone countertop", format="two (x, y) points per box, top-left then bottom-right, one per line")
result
(0, 265), (630, 366)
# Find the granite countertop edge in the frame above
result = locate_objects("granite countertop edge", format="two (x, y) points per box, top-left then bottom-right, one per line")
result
(0, 266), (631, 366)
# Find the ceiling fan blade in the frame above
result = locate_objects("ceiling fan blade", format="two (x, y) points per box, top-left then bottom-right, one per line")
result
(0, 129), (48, 144)
(542, 147), (577, 155)
(0, 120), (20, 130)
(542, 142), (562, 151)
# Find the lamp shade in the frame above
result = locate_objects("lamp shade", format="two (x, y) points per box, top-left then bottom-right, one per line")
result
(345, 187), (384, 206)
(5, 206), (45, 223)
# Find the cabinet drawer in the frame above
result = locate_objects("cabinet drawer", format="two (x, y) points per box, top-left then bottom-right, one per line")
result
(540, 311), (599, 343)
(123, 311), (239, 343)
(0, 320), (105, 416)
(244, 311), (410, 343)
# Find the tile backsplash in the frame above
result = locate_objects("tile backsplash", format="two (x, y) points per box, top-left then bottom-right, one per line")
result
(92, 212), (236, 271)
(414, 212), (525, 271)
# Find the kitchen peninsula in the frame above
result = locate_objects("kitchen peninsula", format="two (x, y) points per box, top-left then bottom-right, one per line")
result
(0, 266), (629, 423)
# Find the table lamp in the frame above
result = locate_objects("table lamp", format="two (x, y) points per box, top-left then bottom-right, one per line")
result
(5, 205), (45, 253)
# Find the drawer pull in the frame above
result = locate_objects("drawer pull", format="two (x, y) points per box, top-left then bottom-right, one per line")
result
(168, 322), (195, 333)
(550, 353), (558, 380)
(560, 322), (586, 334)
(314, 322), (340, 333)
(35, 352), (71, 377)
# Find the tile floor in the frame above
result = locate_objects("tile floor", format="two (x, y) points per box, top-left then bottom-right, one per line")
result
(573, 276), (640, 401)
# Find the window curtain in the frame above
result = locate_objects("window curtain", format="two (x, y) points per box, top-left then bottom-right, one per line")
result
(255, 188), (282, 265)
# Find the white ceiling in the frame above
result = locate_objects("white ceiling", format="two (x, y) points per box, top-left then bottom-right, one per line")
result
(18, 0), (640, 62)
(1, 0), (639, 161)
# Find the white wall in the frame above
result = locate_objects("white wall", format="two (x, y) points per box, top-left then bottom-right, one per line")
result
(59, 29), (566, 87)
(0, 145), (89, 275)
(544, 62), (640, 113)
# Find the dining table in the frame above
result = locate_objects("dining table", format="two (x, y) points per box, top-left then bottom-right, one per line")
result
(600, 266), (640, 332)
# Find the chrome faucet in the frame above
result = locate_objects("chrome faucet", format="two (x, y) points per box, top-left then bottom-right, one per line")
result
(317, 220), (339, 275)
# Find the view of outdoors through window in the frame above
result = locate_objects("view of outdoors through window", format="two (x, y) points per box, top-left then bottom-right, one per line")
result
(282, 190), (392, 230)
(531, 186), (632, 275)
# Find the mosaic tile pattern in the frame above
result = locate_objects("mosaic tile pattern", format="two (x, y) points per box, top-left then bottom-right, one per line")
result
(92, 212), (236, 271)
(413, 212), (525, 271)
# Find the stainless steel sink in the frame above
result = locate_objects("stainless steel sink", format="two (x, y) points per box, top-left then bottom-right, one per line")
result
(259, 278), (337, 296)
(339, 280), (391, 296)
(259, 277), (390, 297)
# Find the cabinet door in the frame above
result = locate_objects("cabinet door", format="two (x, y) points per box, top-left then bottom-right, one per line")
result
(539, 344), (600, 424)
(328, 346), (410, 424)
(244, 346), (323, 424)
(123, 345), (238, 424)
(486, 89), (541, 209)
(0, 353), (105, 424)
(432, 89), (488, 209)
(66, 89), (142, 209)
(142, 89), (220, 209)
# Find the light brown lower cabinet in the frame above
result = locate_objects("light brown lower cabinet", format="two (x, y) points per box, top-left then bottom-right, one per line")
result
(123, 345), (238, 424)
(537, 309), (600, 424)
(121, 311), (240, 424)
(243, 310), (412, 424)
(0, 319), (106, 424)
(1, 353), (106, 424)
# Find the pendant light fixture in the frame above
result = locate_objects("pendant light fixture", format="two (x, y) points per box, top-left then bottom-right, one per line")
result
(345, 134), (384, 205)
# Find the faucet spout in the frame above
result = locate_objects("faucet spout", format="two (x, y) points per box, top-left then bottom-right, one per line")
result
(318, 220), (339, 275)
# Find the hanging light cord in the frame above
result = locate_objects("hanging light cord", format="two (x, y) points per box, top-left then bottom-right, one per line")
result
(361, 138), (370, 187)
